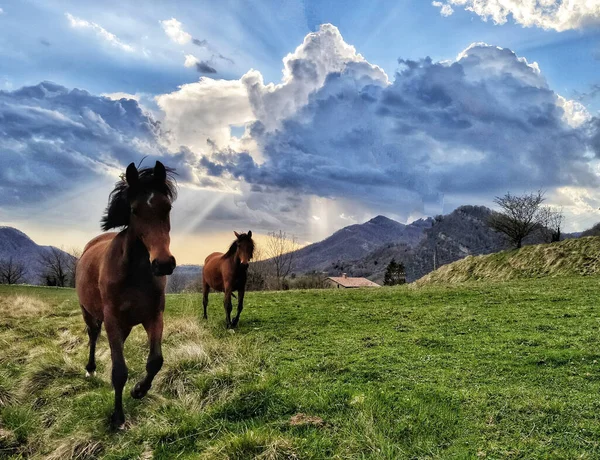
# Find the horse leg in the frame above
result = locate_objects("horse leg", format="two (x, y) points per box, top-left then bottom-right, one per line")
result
(81, 306), (102, 377)
(223, 287), (233, 329)
(105, 316), (131, 430)
(231, 287), (245, 328)
(202, 280), (209, 320)
(131, 313), (164, 399)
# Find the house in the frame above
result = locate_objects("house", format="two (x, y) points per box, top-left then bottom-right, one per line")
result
(325, 273), (381, 289)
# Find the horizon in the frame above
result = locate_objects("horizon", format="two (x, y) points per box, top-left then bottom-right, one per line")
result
(2, 1), (600, 264)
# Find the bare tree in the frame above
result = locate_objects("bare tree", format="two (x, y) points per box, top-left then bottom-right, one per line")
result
(537, 206), (564, 243)
(0, 257), (27, 285)
(39, 247), (74, 287)
(263, 230), (300, 290)
(166, 271), (188, 293)
(488, 190), (545, 248)
(246, 245), (268, 291)
(65, 247), (81, 288)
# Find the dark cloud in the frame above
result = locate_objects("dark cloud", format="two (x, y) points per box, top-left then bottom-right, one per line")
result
(40, 38), (51, 47)
(199, 44), (599, 211)
(192, 38), (234, 64)
(574, 83), (600, 103)
(195, 61), (217, 74)
(192, 38), (207, 47)
(0, 81), (196, 205)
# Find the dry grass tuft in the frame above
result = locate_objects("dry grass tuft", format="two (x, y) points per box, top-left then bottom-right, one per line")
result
(0, 295), (50, 318)
(289, 413), (325, 427)
(46, 435), (103, 460)
(57, 328), (83, 352)
(201, 430), (298, 460)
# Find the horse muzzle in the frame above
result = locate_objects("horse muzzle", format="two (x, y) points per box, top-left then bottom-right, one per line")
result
(151, 256), (176, 276)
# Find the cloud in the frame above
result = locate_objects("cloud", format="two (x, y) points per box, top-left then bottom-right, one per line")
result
(195, 61), (217, 74)
(183, 54), (217, 73)
(3, 24), (600, 237)
(241, 23), (389, 132)
(193, 26), (599, 214)
(192, 38), (234, 64)
(0, 81), (196, 205)
(432, 1), (454, 17)
(0, 7), (4, 14)
(156, 78), (254, 152)
(184, 54), (200, 68)
(432, 0), (600, 31)
(160, 18), (192, 45)
(101, 92), (140, 101)
(65, 13), (135, 52)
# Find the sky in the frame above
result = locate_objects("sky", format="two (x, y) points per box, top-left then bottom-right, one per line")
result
(1, 0), (600, 264)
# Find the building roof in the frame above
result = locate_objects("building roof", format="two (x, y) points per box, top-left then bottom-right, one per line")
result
(326, 276), (381, 288)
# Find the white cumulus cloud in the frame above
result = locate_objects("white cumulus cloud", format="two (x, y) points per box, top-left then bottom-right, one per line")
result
(432, 0), (600, 31)
(184, 54), (199, 68)
(160, 18), (192, 45)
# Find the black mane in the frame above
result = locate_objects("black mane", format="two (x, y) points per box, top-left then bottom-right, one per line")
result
(223, 233), (255, 259)
(101, 165), (177, 231)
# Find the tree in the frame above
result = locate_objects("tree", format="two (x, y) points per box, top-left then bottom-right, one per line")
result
(537, 206), (564, 243)
(65, 247), (81, 288)
(0, 257), (27, 285)
(263, 230), (300, 290)
(39, 247), (74, 287)
(384, 258), (406, 286)
(488, 191), (545, 248)
(166, 271), (188, 293)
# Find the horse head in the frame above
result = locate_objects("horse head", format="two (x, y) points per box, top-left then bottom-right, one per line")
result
(233, 230), (254, 266)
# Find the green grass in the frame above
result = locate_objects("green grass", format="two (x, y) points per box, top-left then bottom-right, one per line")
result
(2, 278), (600, 458)
(418, 236), (600, 285)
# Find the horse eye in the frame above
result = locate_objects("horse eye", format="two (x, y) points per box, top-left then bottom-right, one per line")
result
(131, 207), (138, 216)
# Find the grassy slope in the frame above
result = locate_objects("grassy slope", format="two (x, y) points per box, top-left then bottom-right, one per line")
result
(1, 280), (600, 458)
(417, 236), (600, 286)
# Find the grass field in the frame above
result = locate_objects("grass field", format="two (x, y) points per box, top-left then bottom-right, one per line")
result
(2, 278), (600, 458)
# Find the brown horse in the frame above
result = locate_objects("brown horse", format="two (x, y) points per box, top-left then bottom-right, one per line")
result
(76, 161), (177, 429)
(202, 231), (254, 328)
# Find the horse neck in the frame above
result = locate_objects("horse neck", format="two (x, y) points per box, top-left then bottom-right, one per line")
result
(222, 250), (242, 271)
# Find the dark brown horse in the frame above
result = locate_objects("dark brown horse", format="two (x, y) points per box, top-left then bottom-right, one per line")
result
(202, 231), (254, 328)
(76, 161), (177, 429)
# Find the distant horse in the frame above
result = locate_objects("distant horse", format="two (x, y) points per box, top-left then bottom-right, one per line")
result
(76, 161), (177, 429)
(202, 231), (254, 328)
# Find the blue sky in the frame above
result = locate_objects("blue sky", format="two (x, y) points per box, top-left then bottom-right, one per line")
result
(1, 0), (600, 262)
(2, 0), (599, 100)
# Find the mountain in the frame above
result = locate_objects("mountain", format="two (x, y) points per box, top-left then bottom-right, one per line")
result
(329, 206), (504, 283)
(0, 227), (73, 284)
(290, 215), (433, 274)
(405, 206), (511, 282)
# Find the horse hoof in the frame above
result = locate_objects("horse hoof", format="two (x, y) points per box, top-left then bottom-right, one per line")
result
(85, 371), (96, 378)
(110, 413), (125, 430)
(131, 383), (149, 399)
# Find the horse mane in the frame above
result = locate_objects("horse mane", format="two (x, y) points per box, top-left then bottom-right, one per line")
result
(223, 234), (255, 259)
(101, 165), (177, 231)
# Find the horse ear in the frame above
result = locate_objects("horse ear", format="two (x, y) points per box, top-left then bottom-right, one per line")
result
(234, 231), (240, 238)
(154, 161), (167, 183)
(248, 230), (252, 238)
(126, 162), (139, 186)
